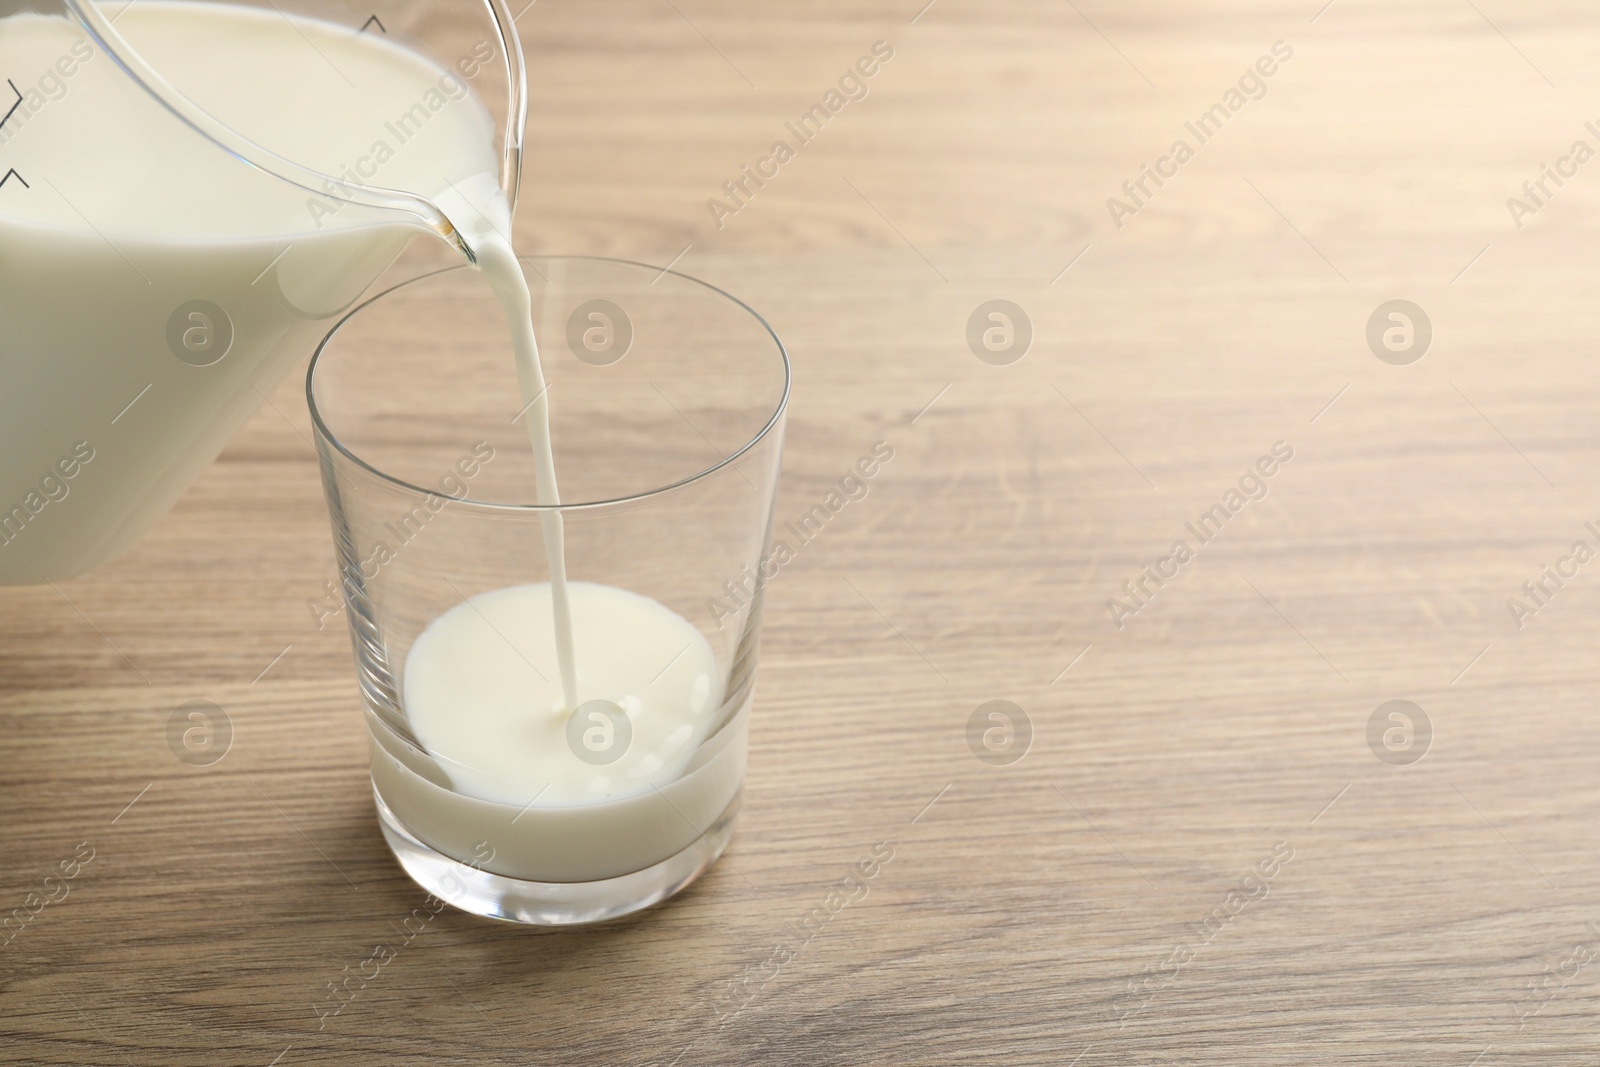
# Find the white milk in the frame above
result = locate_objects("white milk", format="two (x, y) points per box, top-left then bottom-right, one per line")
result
(370, 694), (749, 884)
(382, 579), (746, 884)
(464, 231), (580, 712)
(403, 582), (722, 805)
(0, 3), (501, 582)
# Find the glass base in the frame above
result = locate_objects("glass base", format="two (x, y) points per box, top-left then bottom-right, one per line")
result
(373, 787), (741, 925)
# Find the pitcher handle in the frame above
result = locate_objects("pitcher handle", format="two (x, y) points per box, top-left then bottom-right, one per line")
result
(485, 0), (527, 217)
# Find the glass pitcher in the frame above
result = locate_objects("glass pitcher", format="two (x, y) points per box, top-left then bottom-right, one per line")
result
(0, 0), (527, 584)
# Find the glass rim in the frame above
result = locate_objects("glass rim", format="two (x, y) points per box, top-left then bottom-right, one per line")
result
(306, 253), (791, 514)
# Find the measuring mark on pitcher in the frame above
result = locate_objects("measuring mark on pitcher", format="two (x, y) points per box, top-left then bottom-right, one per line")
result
(0, 168), (27, 191)
(111, 383), (153, 425)
(358, 14), (385, 33)
(0, 79), (21, 131)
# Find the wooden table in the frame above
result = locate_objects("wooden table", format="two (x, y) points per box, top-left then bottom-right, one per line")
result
(6, 0), (1600, 1062)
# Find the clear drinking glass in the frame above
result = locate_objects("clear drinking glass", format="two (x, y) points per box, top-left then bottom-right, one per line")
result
(308, 256), (789, 924)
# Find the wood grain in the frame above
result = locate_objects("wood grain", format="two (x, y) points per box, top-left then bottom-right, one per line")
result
(6, 0), (1600, 1063)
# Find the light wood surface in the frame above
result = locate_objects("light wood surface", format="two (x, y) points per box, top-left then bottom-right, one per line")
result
(7, 0), (1600, 1063)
